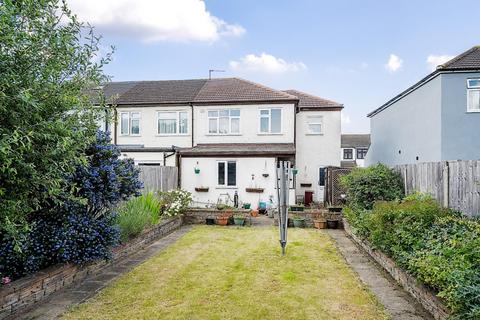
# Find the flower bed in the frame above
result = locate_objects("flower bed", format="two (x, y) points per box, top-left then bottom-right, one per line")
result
(183, 208), (251, 225)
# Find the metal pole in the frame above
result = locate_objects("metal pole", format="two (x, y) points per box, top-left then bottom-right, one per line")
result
(277, 161), (290, 256)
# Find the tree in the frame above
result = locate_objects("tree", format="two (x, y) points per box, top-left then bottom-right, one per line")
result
(0, 0), (112, 238)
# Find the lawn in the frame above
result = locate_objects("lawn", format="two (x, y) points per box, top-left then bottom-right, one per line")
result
(64, 226), (389, 320)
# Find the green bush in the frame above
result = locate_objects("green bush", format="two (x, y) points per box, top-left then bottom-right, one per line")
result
(341, 163), (404, 210)
(345, 195), (480, 319)
(158, 189), (192, 217)
(116, 193), (161, 242)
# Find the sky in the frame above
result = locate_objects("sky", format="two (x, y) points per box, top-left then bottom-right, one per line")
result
(68, 0), (480, 133)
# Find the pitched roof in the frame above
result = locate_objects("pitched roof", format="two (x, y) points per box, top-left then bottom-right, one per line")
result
(341, 134), (371, 148)
(178, 143), (295, 157)
(368, 46), (480, 117)
(99, 78), (297, 105)
(282, 89), (343, 110)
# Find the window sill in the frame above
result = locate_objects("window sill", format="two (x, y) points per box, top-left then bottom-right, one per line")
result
(120, 134), (141, 137)
(257, 133), (284, 136)
(156, 134), (190, 137)
(306, 133), (324, 136)
(215, 186), (238, 189)
(205, 133), (242, 136)
(466, 109), (480, 113)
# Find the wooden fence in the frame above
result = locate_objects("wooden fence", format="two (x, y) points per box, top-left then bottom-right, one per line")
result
(394, 160), (480, 217)
(138, 166), (178, 193)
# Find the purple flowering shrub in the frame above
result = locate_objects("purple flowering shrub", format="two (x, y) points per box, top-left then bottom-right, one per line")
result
(0, 131), (141, 280)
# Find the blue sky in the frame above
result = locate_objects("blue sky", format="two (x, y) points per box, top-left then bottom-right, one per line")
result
(70, 0), (480, 133)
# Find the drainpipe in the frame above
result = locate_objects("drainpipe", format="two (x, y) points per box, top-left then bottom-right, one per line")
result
(190, 103), (194, 147)
(113, 108), (118, 145)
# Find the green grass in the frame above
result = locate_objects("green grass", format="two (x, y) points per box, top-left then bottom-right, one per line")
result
(64, 226), (389, 320)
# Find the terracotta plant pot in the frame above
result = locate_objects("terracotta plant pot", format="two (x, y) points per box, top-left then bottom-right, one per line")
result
(251, 210), (259, 217)
(216, 216), (228, 226)
(314, 219), (327, 229)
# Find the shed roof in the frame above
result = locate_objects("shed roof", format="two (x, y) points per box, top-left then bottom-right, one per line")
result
(178, 143), (295, 157)
(341, 134), (371, 148)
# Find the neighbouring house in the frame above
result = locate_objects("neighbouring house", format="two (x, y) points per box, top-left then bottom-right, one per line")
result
(366, 46), (480, 166)
(341, 134), (370, 168)
(98, 78), (343, 207)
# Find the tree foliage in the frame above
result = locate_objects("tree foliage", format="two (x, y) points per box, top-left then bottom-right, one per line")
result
(0, 0), (112, 235)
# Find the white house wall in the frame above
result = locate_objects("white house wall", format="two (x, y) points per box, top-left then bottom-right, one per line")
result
(116, 105), (193, 148)
(193, 103), (295, 145)
(181, 157), (295, 208)
(295, 110), (341, 202)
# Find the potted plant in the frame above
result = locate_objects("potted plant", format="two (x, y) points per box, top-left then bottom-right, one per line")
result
(250, 209), (259, 217)
(234, 214), (245, 226)
(289, 204), (305, 212)
(326, 219), (339, 229)
(216, 213), (229, 226)
(242, 203), (251, 209)
(314, 218), (327, 229)
(292, 215), (305, 228)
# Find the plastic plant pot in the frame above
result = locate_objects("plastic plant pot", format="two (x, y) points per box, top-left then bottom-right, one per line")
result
(234, 217), (245, 226)
(293, 218), (305, 228)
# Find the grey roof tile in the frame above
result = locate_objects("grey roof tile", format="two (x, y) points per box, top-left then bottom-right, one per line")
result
(178, 143), (295, 156)
(341, 134), (371, 148)
(282, 89), (343, 109)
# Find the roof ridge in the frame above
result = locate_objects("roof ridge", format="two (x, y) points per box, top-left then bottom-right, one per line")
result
(283, 89), (342, 106)
(438, 46), (480, 69)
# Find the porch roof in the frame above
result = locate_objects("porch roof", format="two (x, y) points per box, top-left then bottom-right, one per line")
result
(178, 143), (295, 157)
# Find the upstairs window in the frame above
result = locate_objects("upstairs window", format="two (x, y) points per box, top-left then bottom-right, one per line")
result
(357, 148), (368, 159)
(208, 109), (240, 134)
(307, 116), (323, 134)
(467, 79), (480, 112)
(157, 111), (188, 135)
(259, 108), (282, 134)
(120, 112), (140, 136)
(217, 161), (236, 187)
(343, 148), (353, 160)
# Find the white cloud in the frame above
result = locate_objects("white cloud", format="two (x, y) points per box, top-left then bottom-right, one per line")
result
(229, 53), (307, 74)
(341, 112), (351, 125)
(426, 54), (454, 71)
(385, 54), (403, 73)
(67, 0), (245, 43)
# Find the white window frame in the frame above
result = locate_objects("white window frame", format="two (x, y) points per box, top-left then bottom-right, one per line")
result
(120, 111), (141, 136)
(156, 111), (189, 136)
(216, 160), (237, 188)
(343, 148), (355, 160)
(258, 108), (283, 134)
(307, 115), (324, 135)
(207, 109), (241, 135)
(467, 79), (480, 113)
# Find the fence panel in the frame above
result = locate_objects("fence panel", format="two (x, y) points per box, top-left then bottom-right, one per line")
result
(138, 166), (178, 193)
(394, 160), (480, 217)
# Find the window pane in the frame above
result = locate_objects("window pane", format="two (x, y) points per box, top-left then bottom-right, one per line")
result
(230, 109), (240, 117)
(121, 113), (129, 135)
(260, 109), (269, 115)
(231, 118), (240, 133)
(131, 119), (140, 134)
(218, 162), (225, 185)
(357, 148), (367, 159)
(227, 162), (236, 186)
(131, 112), (140, 119)
(158, 112), (176, 120)
(468, 79), (480, 88)
(209, 118), (217, 133)
(219, 117), (229, 134)
(271, 109), (281, 133)
(319, 168), (325, 186)
(208, 110), (218, 117)
(260, 117), (269, 132)
(159, 119), (176, 134)
(308, 124), (322, 134)
(219, 109), (229, 117)
(179, 112), (188, 134)
(468, 90), (480, 111)
(343, 149), (353, 159)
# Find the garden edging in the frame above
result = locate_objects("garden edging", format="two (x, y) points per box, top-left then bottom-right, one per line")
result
(0, 216), (183, 320)
(342, 219), (450, 320)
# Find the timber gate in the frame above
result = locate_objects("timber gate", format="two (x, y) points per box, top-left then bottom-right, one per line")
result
(324, 166), (352, 206)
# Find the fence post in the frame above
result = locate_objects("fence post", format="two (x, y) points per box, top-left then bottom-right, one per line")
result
(403, 166), (408, 196)
(442, 162), (449, 208)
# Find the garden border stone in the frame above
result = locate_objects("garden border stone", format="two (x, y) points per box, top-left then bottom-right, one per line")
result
(342, 219), (450, 320)
(0, 216), (183, 320)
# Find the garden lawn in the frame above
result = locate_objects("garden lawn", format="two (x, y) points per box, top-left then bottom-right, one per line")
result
(64, 226), (389, 320)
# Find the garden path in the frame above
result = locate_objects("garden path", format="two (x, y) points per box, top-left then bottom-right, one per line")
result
(327, 229), (433, 320)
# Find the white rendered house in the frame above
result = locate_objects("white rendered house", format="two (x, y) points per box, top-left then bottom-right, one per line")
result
(99, 78), (342, 207)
